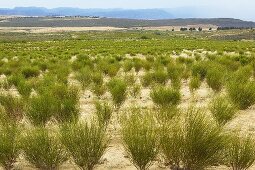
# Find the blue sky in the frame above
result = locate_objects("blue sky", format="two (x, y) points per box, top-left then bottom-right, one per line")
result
(0, 0), (254, 21)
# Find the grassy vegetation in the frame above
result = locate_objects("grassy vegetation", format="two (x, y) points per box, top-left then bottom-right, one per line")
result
(0, 30), (254, 169)
(60, 121), (107, 170)
(21, 128), (67, 170)
(121, 110), (158, 170)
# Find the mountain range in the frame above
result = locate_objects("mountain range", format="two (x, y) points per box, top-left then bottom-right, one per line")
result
(0, 7), (174, 19)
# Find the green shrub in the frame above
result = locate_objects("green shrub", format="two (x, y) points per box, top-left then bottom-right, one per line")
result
(150, 86), (181, 107)
(121, 110), (158, 170)
(152, 70), (168, 85)
(226, 134), (255, 170)
(167, 63), (184, 82)
(156, 106), (180, 123)
(0, 94), (24, 122)
(22, 128), (67, 170)
(123, 60), (133, 72)
(26, 94), (55, 126)
(206, 66), (225, 92)
(16, 80), (32, 99)
(21, 67), (40, 79)
(189, 75), (201, 92)
(52, 85), (80, 123)
(192, 62), (208, 80)
(60, 121), (107, 170)
(133, 59), (143, 72)
(91, 72), (104, 86)
(0, 116), (20, 170)
(182, 107), (226, 169)
(228, 81), (255, 110)
(232, 66), (253, 84)
(141, 72), (153, 87)
(108, 78), (127, 107)
(209, 95), (237, 125)
(76, 67), (92, 90)
(95, 101), (112, 127)
(160, 119), (183, 169)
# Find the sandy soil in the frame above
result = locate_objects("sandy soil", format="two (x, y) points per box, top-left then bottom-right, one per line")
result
(0, 27), (127, 33)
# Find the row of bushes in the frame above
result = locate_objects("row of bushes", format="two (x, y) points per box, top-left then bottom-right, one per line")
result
(0, 106), (253, 170)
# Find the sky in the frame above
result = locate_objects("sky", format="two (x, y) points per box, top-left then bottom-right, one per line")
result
(0, 0), (254, 21)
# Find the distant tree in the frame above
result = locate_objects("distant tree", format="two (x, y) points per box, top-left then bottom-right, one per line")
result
(189, 27), (196, 31)
(180, 27), (188, 31)
(198, 27), (203, 31)
(172, 28), (175, 31)
(209, 27), (212, 31)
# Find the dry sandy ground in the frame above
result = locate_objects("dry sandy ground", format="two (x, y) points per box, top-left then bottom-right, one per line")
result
(0, 27), (127, 33)
(0, 24), (218, 33)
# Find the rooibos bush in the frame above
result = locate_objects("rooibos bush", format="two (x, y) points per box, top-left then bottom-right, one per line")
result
(206, 66), (225, 92)
(108, 78), (127, 108)
(160, 118), (183, 169)
(22, 127), (67, 170)
(21, 66), (40, 79)
(141, 72), (153, 87)
(192, 61), (208, 80)
(95, 101), (112, 127)
(0, 116), (20, 170)
(189, 75), (201, 92)
(209, 95), (237, 125)
(226, 134), (255, 170)
(26, 94), (55, 126)
(121, 110), (158, 170)
(227, 81), (255, 110)
(60, 121), (107, 170)
(0, 94), (24, 122)
(76, 67), (92, 90)
(182, 107), (226, 169)
(150, 86), (181, 108)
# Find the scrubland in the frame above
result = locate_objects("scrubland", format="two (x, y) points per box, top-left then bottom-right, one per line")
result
(0, 30), (255, 169)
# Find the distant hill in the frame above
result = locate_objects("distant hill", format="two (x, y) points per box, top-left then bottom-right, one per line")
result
(0, 7), (174, 20)
(0, 17), (254, 28)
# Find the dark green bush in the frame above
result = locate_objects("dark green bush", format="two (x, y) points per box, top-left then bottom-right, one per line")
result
(21, 67), (40, 79)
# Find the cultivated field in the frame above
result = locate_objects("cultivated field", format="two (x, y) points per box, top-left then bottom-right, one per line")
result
(0, 30), (255, 170)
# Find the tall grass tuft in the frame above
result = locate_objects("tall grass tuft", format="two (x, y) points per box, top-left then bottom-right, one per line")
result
(150, 86), (181, 108)
(189, 75), (201, 92)
(21, 127), (67, 170)
(227, 81), (255, 110)
(0, 94), (24, 122)
(0, 115), (20, 170)
(226, 134), (255, 170)
(121, 110), (158, 170)
(108, 78), (127, 108)
(95, 101), (112, 127)
(26, 93), (55, 126)
(206, 66), (225, 92)
(160, 119), (183, 169)
(209, 95), (237, 125)
(182, 107), (226, 169)
(60, 121), (107, 170)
